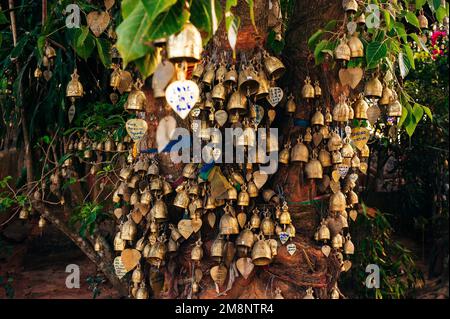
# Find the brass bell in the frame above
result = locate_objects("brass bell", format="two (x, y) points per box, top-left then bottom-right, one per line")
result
(301, 77), (315, 99)
(202, 63), (216, 86)
(285, 94), (297, 114)
(263, 52), (286, 80)
(314, 81), (322, 97)
(167, 238), (179, 253)
(251, 234), (272, 266)
(224, 65), (238, 86)
(127, 175), (140, 189)
(135, 236), (146, 251)
(166, 22), (202, 63)
(330, 284), (340, 299)
(261, 214), (275, 236)
(104, 138), (115, 152)
(130, 191), (140, 206)
(364, 76), (383, 99)
(328, 131), (343, 151)
(121, 216), (137, 241)
(348, 33), (364, 58)
(250, 209), (261, 229)
(351, 154), (361, 168)
(236, 228), (255, 250)
(94, 237), (103, 252)
(347, 190), (359, 205)
(110, 67), (122, 88)
(356, 13), (366, 25)
(192, 281), (199, 294)
(188, 182), (200, 196)
(343, 0), (358, 13)
(268, 238), (278, 257)
(147, 162), (159, 176)
(318, 219), (331, 241)
(332, 150), (343, 164)
(255, 69), (270, 101)
(286, 223), (296, 238)
(311, 109), (325, 126)
(333, 95), (350, 122)
(211, 81), (226, 102)
(305, 158), (323, 179)
(219, 206), (240, 235)
(162, 180), (173, 196)
(211, 237), (226, 262)
(151, 198), (169, 222)
(114, 231), (126, 251)
(112, 191), (121, 204)
(354, 94), (369, 119)
(331, 233), (343, 249)
(238, 65), (259, 96)
(329, 191), (346, 212)
(304, 287), (315, 299)
(262, 189), (278, 204)
(191, 240), (203, 262)
(247, 181), (259, 198)
(319, 149), (332, 167)
(343, 235), (355, 255)
(134, 158), (149, 173)
(116, 142), (126, 152)
(279, 202), (291, 225)
(135, 283), (148, 299)
(148, 240), (167, 267)
(379, 86), (393, 106)
(204, 195), (216, 210)
(237, 185), (250, 207)
(418, 11), (428, 29)
(325, 109), (333, 124)
(66, 69), (84, 99)
(279, 143), (291, 165)
(45, 43), (57, 58)
(341, 142), (354, 158)
(387, 99), (403, 117)
(192, 63), (204, 80)
(19, 208), (29, 220)
(125, 80), (147, 112)
(182, 163), (197, 178)
(334, 38), (351, 61)
(131, 265), (144, 284)
(174, 188), (190, 209)
(291, 137), (309, 163)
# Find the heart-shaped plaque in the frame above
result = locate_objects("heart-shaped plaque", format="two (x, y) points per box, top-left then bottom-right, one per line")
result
(207, 212), (216, 228)
(267, 87), (284, 107)
(367, 105), (381, 125)
(87, 11), (110, 37)
(68, 104), (76, 123)
(113, 256), (127, 279)
(359, 162), (368, 174)
(178, 219), (193, 239)
(237, 212), (247, 229)
(113, 208), (123, 219)
(131, 210), (143, 224)
(342, 260), (352, 272)
(321, 245), (331, 257)
(210, 265), (228, 286)
(156, 115), (176, 153)
(165, 80), (199, 119)
(312, 132), (323, 147)
(214, 110), (228, 127)
(279, 232), (289, 245)
(339, 67), (363, 89)
(104, 0), (115, 10)
(351, 127), (370, 151)
(191, 218), (202, 233)
(267, 109), (276, 125)
(236, 257), (254, 280)
(121, 249), (141, 272)
(287, 243), (297, 256)
(331, 170), (341, 182)
(126, 119), (148, 142)
(338, 164), (350, 179)
(349, 209), (358, 222)
(250, 104), (265, 125)
(253, 171), (268, 189)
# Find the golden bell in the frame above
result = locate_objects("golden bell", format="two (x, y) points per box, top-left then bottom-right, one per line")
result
(279, 144), (291, 165)
(227, 186), (238, 200)
(347, 190), (359, 205)
(364, 76), (383, 99)
(224, 65), (238, 86)
(334, 38), (351, 61)
(319, 149), (332, 167)
(143, 243), (152, 258)
(418, 12), (428, 29)
(251, 236), (272, 266)
(301, 77), (315, 99)
(236, 228), (255, 250)
(332, 150), (343, 164)
(135, 236), (146, 251)
(318, 220), (331, 241)
(314, 81), (322, 97)
(162, 180), (173, 196)
(204, 195), (216, 210)
(261, 216), (275, 236)
(134, 158), (149, 173)
(305, 158), (323, 179)
(286, 94), (297, 114)
(130, 191), (140, 205)
(354, 94), (369, 119)
(250, 210), (261, 229)
(333, 95), (350, 122)
(174, 189), (189, 209)
(237, 186), (250, 207)
(167, 238), (179, 253)
(329, 191), (346, 212)
(116, 142), (126, 152)
(219, 209), (240, 235)
(387, 99), (403, 117)
(191, 241), (203, 262)
(343, 0), (358, 13)
(360, 144), (370, 158)
(351, 154), (361, 168)
(255, 70), (270, 101)
(262, 189), (277, 204)
(44, 43), (56, 59)
(125, 82), (147, 112)
(66, 69), (84, 98)
(343, 235), (355, 255)
(311, 110), (325, 126)
(325, 109), (333, 124)
(279, 204), (291, 225)
(148, 241), (167, 266)
(132, 266), (144, 284)
(341, 143), (354, 158)
(114, 231), (126, 251)
(128, 175), (140, 189)
(379, 86), (393, 106)
(147, 162), (159, 176)
(202, 64), (216, 87)
(348, 33), (364, 58)
(110, 68), (122, 88)
(188, 183), (200, 196)
(151, 198), (169, 222)
(166, 22), (202, 63)
(238, 65), (259, 96)
(286, 223), (296, 238)
(247, 181), (259, 198)
(104, 138), (115, 152)
(331, 233), (343, 249)
(208, 237), (225, 262)
(112, 191), (121, 203)
(94, 237), (103, 252)
(330, 285), (340, 299)
(263, 53), (286, 80)
(328, 132), (343, 151)
(211, 81), (226, 101)
(121, 216), (137, 241)
(19, 208), (29, 220)
(182, 163), (197, 178)
(291, 138), (309, 163)
(192, 63), (204, 80)
(356, 13), (366, 25)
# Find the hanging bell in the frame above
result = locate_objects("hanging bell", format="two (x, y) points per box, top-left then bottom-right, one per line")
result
(215, 63), (227, 81)
(291, 137), (309, 163)
(330, 284), (340, 299)
(333, 95), (350, 122)
(314, 81), (322, 97)
(211, 81), (227, 102)
(250, 209), (261, 229)
(387, 98), (403, 117)
(166, 22), (202, 63)
(127, 175), (140, 189)
(251, 234), (272, 266)
(135, 236), (146, 251)
(202, 63), (216, 86)
(66, 69), (84, 99)
(191, 241), (204, 262)
(114, 231), (126, 251)
(331, 233), (344, 249)
(192, 63), (205, 80)
(131, 266), (144, 284)
(263, 52), (286, 80)
(237, 185), (250, 207)
(354, 94), (369, 119)
(328, 131), (343, 151)
(347, 190), (359, 205)
(379, 86), (393, 106)
(174, 188), (190, 209)
(255, 69), (270, 101)
(279, 143), (291, 165)
(148, 240), (167, 267)
(343, 235), (355, 255)
(182, 163), (197, 178)
(224, 65), (238, 86)
(135, 283), (149, 299)
(247, 181), (259, 198)
(94, 237), (103, 252)
(334, 38), (351, 61)
(343, 0), (358, 13)
(104, 138), (115, 152)
(219, 207), (240, 235)
(121, 216), (137, 241)
(236, 228), (255, 251)
(151, 198), (169, 222)
(304, 287), (315, 299)
(110, 67), (122, 89)
(318, 219), (331, 241)
(286, 94), (297, 114)
(351, 154), (361, 168)
(238, 65), (259, 96)
(44, 43), (57, 59)
(341, 142), (354, 158)
(311, 109), (325, 126)
(364, 76), (383, 99)
(227, 90), (248, 115)
(211, 237), (226, 262)
(130, 191), (140, 206)
(162, 180), (173, 196)
(279, 202), (291, 225)
(348, 33), (364, 58)
(19, 208), (29, 220)
(318, 149), (332, 167)
(125, 80), (147, 112)
(261, 214), (275, 236)
(332, 150), (343, 164)
(301, 77), (315, 99)
(418, 11), (428, 29)
(356, 13), (366, 25)
(329, 191), (347, 212)
(305, 158), (323, 179)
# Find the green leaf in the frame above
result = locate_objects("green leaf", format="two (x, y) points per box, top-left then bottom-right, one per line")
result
(191, 0), (223, 44)
(365, 41), (387, 69)
(403, 44), (415, 69)
(0, 11), (8, 24)
(246, 0), (256, 30)
(421, 105), (433, 121)
(37, 35), (46, 59)
(116, 1), (152, 66)
(398, 106), (409, 128)
(409, 33), (429, 53)
(308, 29), (324, 50)
(324, 20), (337, 31)
(95, 38), (111, 67)
(141, 0), (177, 20)
(121, 0), (141, 19)
(416, 0), (427, 9)
(412, 103), (424, 122)
(382, 9), (392, 31)
(145, 0), (190, 41)
(135, 48), (161, 79)
(398, 52), (411, 78)
(405, 11), (420, 29)
(314, 39), (329, 65)
(74, 29), (96, 61)
(394, 22), (408, 42)
(436, 6), (447, 23)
